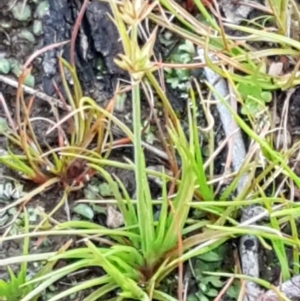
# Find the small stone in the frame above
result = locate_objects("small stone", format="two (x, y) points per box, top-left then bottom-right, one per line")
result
(3, 182), (13, 199)
(10, 59), (22, 77)
(268, 62), (283, 77)
(0, 118), (8, 134)
(0, 22), (12, 29)
(18, 29), (35, 43)
(0, 214), (9, 227)
(0, 58), (10, 74)
(0, 148), (8, 156)
(84, 184), (99, 200)
(10, 59), (35, 87)
(12, 3), (32, 21)
(33, 20), (42, 36)
(98, 182), (114, 197)
(23, 74), (35, 87)
(106, 205), (124, 229)
(34, 1), (49, 19)
(73, 204), (94, 220)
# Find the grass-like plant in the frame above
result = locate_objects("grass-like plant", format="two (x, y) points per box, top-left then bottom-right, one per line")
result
(2, 1), (237, 300)
(0, 209), (33, 301)
(0, 1), (130, 192)
(0, 208), (64, 301)
(14, 81), (227, 301)
(152, 0), (300, 91)
(0, 0), (136, 237)
(3, 0), (300, 300)
(0, 55), (117, 188)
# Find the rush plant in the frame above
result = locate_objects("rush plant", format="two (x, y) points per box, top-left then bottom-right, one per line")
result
(3, 1), (300, 301)
(0, 209), (63, 301)
(4, 2), (232, 301)
(0, 59), (115, 188)
(0, 3), (128, 190)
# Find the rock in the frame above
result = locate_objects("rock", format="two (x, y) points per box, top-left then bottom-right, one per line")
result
(42, 0), (125, 101)
(218, 0), (254, 24)
(0, 58), (10, 74)
(12, 2), (32, 21)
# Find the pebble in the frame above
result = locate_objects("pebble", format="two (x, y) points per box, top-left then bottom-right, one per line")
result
(12, 3), (32, 21)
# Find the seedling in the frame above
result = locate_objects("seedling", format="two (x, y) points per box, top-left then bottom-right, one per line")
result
(0, 209), (60, 301)
(237, 82), (272, 116)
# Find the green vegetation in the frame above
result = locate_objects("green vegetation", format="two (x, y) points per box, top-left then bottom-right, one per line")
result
(1, 0), (300, 300)
(0, 55), (117, 188)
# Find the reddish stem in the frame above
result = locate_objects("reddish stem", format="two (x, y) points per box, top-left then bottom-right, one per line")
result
(70, 0), (89, 67)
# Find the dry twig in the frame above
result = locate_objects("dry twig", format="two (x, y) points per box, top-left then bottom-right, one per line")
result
(0, 75), (70, 111)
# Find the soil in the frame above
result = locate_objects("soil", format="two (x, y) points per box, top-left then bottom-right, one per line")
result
(0, 0), (299, 301)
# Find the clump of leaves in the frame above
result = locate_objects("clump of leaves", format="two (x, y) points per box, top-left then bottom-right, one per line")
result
(5, 1), (300, 301)
(0, 262), (33, 301)
(15, 93), (222, 301)
(0, 59), (114, 188)
(165, 39), (195, 91)
(6, 2), (235, 301)
(187, 249), (239, 301)
(0, 4), (128, 190)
